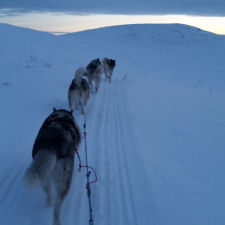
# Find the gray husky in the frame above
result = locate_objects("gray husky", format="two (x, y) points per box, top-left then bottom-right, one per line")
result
(68, 67), (90, 114)
(102, 57), (116, 83)
(86, 58), (103, 92)
(24, 108), (81, 225)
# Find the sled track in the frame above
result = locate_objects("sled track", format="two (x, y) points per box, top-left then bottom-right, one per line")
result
(62, 83), (111, 225)
(83, 80), (138, 225)
(112, 80), (138, 225)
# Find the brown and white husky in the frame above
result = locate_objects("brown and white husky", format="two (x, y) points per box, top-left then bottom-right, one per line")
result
(68, 67), (91, 114)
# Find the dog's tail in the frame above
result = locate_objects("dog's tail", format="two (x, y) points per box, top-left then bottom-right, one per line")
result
(23, 151), (56, 188)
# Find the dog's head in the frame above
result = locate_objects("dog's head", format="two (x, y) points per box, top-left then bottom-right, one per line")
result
(94, 58), (101, 66)
(52, 108), (74, 121)
(108, 59), (116, 68)
(50, 108), (81, 147)
(40, 108), (76, 132)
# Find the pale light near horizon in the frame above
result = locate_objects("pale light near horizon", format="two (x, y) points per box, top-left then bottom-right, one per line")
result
(1, 11), (225, 35)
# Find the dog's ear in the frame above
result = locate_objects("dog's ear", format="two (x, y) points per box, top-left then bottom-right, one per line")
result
(53, 107), (57, 112)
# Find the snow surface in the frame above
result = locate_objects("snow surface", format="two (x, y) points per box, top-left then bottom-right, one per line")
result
(1, 23), (225, 225)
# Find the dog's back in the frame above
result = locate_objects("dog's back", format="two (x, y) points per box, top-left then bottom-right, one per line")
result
(86, 58), (101, 74)
(79, 77), (91, 109)
(68, 75), (90, 114)
(86, 58), (102, 80)
(86, 58), (103, 92)
(24, 109), (80, 186)
(68, 79), (81, 111)
(32, 109), (80, 158)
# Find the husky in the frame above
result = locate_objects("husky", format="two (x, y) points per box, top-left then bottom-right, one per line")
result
(68, 67), (90, 114)
(102, 57), (116, 83)
(86, 58), (103, 92)
(24, 108), (81, 225)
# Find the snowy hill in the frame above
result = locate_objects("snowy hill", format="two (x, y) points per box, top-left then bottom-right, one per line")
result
(62, 23), (224, 45)
(1, 23), (225, 225)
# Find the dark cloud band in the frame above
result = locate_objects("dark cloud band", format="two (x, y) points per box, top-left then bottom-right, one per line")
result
(0, 0), (225, 16)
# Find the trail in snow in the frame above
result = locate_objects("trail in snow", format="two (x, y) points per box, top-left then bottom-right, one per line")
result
(73, 78), (140, 225)
(85, 80), (139, 225)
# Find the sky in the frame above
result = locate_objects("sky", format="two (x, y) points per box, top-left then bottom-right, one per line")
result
(0, 0), (225, 34)
(1, 12), (225, 35)
(0, 0), (225, 15)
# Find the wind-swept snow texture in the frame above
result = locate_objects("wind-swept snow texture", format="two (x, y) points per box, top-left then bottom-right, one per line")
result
(0, 23), (225, 225)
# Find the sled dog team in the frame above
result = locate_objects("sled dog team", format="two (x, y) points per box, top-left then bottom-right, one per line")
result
(24, 57), (116, 225)
(68, 57), (116, 115)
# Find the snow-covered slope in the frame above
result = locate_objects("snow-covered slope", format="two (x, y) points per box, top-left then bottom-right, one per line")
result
(1, 23), (225, 225)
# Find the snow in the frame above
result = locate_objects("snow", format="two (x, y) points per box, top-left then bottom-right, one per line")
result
(1, 22), (225, 225)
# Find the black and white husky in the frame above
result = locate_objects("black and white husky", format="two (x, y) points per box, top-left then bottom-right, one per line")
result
(86, 58), (103, 92)
(24, 108), (81, 225)
(68, 67), (90, 114)
(102, 57), (116, 83)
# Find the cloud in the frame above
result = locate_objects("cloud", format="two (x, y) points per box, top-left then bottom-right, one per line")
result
(0, 0), (225, 16)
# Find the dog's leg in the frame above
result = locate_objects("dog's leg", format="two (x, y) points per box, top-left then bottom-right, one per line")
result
(81, 104), (85, 115)
(42, 176), (54, 206)
(74, 98), (79, 112)
(87, 76), (94, 94)
(80, 93), (88, 114)
(71, 92), (80, 112)
(24, 151), (56, 188)
(68, 98), (72, 110)
(90, 82), (94, 94)
(84, 91), (90, 106)
(95, 76), (101, 92)
(68, 93), (74, 111)
(79, 101), (85, 115)
(107, 72), (110, 82)
(103, 68), (108, 81)
(88, 80), (94, 94)
(109, 71), (112, 83)
(52, 157), (74, 225)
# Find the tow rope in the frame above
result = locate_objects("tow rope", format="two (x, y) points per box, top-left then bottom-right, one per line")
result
(75, 115), (97, 225)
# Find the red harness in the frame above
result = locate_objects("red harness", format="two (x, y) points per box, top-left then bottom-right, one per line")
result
(75, 149), (98, 189)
